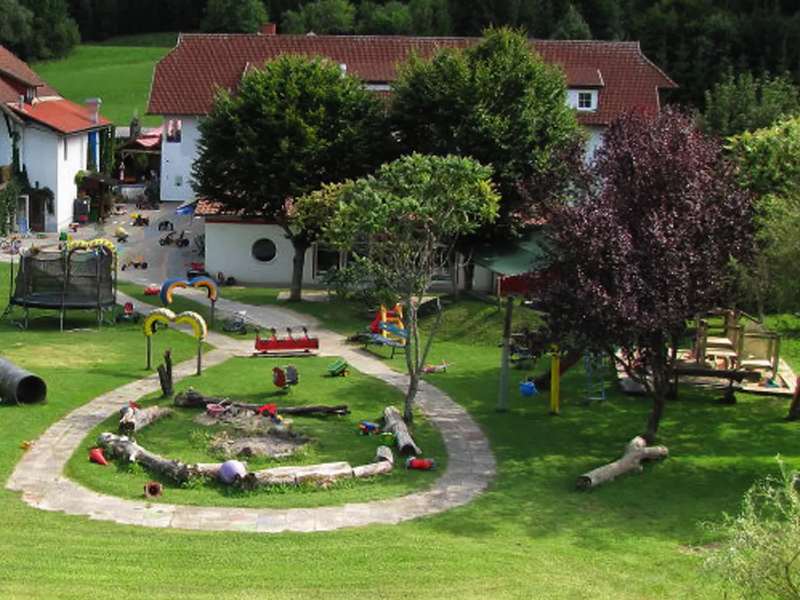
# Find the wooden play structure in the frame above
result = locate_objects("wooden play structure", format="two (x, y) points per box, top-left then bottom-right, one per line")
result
(254, 327), (319, 355)
(692, 309), (782, 382)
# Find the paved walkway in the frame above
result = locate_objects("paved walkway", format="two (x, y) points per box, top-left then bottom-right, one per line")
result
(5, 293), (496, 533)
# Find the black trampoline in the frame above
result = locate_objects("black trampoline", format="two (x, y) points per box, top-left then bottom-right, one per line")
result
(3, 242), (117, 330)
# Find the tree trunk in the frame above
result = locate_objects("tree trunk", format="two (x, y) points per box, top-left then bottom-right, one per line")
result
(157, 349), (173, 397)
(384, 405), (421, 455)
(118, 405), (172, 434)
(643, 336), (669, 444)
(576, 436), (669, 490)
(174, 389), (349, 415)
(289, 238), (310, 302)
(403, 372), (420, 423)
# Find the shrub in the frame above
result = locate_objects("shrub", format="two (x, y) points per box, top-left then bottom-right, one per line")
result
(705, 458), (800, 599)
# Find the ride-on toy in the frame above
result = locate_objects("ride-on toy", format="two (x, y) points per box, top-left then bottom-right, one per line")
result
(144, 283), (160, 296)
(120, 255), (148, 270)
(159, 231), (189, 247)
(254, 327), (320, 355)
(131, 213), (150, 227)
(186, 262), (209, 279)
(115, 302), (140, 324)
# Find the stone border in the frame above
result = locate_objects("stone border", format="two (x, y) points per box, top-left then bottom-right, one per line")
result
(5, 301), (496, 533)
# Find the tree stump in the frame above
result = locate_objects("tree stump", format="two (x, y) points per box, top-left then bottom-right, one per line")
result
(576, 436), (669, 490)
(157, 349), (174, 397)
(384, 405), (421, 455)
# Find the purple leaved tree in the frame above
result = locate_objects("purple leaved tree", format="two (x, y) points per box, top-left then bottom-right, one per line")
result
(525, 107), (755, 444)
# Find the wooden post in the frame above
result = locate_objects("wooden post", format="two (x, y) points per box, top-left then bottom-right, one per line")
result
(549, 344), (561, 415)
(497, 296), (514, 412)
(196, 339), (202, 375)
(157, 349), (173, 397)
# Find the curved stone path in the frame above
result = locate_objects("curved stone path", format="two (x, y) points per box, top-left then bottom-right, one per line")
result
(5, 294), (496, 533)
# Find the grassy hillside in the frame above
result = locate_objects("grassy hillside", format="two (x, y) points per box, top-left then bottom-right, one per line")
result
(32, 34), (178, 127)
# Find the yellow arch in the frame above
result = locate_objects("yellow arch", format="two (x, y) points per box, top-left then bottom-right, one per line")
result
(143, 308), (207, 340)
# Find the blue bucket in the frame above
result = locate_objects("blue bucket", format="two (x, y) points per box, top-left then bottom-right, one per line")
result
(519, 381), (537, 397)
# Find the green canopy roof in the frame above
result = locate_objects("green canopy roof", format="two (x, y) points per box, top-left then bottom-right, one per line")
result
(470, 226), (554, 277)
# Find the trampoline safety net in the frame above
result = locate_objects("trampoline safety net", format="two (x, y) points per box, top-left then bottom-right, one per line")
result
(10, 248), (115, 310)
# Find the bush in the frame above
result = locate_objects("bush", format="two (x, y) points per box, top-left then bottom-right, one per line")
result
(321, 255), (394, 308)
(705, 458), (800, 599)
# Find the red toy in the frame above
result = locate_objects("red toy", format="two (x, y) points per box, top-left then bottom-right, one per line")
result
(406, 457), (437, 470)
(272, 365), (298, 389)
(255, 327), (319, 355)
(144, 283), (160, 295)
(89, 447), (109, 466)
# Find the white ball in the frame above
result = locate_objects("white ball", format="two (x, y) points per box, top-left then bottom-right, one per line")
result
(219, 460), (247, 485)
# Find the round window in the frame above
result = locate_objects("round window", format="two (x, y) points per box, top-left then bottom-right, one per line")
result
(251, 238), (277, 263)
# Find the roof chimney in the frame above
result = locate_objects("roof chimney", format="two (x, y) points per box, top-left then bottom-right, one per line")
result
(85, 98), (102, 124)
(260, 22), (277, 35)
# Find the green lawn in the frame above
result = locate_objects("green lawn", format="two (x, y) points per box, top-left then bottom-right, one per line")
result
(33, 34), (177, 127)
(2, 265), (800, 598)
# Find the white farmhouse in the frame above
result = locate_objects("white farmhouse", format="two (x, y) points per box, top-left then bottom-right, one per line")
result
(0, 45), (113, 232)
(147, 30), (676, 290)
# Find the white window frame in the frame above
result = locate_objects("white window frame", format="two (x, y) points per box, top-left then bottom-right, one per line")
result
(577, 91), (596, 111)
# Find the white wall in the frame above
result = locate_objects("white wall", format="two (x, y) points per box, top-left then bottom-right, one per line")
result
(160, 116), (200, 202)
(20, 125), (58, 231)
(205, 221), (315, 285)
(0, 118), (11, 166)
(55, 134), (86, 231)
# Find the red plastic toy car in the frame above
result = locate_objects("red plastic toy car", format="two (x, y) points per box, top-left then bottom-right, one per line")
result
(144, 284), (160, 296)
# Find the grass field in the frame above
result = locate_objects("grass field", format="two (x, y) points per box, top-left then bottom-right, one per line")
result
(33, 34), (177, 127)
(2, 265), (800, 598)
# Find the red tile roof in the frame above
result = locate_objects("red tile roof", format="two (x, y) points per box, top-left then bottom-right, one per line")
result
(0, 45), (57, 102)
(7, 98), (113, 134)
(0, 44), (111, 134)
(148, 35), (676, 126)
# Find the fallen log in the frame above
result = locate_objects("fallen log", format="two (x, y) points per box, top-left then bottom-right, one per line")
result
(174, 389), (349, 415)
(98, 432), (193, 484)
(240, 461), (354, 491)
(118, 405), (172, 434)
(375, 445), (394, 466)
(384, 405), (421, 455)
(352, 461), (393, 478)
(576, 436), (669, 490)
(98, 433), (244, 484)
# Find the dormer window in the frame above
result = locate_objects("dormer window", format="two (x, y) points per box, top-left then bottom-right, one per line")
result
(577, 91), (597, 111)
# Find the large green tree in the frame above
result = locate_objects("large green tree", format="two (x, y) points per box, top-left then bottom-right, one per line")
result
(727, 118), (800, 315)
(282, 0), (355, 33)
(16, 0), (79, 60)
(192, 54), (391, 301)
(0, 0), (32, 54)
(297, 154), (500, 421)
(704, 71), (800, 138)
(201, 0), (268, 33)
(391, 27), (582, 232)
